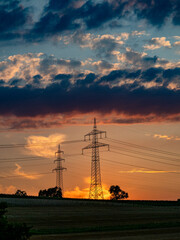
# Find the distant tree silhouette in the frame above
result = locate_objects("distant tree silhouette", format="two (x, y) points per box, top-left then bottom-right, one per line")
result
(38, 187), (62, 198)
(0, 202), (31, 240)
(15, 190), (27, 197)
(109, 185), (128, 200)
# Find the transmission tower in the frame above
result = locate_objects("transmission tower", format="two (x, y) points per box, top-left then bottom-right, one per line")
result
(53, 145), (66, 194)
(82, 118), (109, 200)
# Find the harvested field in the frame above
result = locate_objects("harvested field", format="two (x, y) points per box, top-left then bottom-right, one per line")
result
(3, 198), (180, 240)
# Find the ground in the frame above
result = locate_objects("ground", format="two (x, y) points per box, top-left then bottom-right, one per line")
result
(5, 200), (180, 240)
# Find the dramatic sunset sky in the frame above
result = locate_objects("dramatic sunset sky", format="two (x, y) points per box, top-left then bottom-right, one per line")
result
(0, 0), (180, 200)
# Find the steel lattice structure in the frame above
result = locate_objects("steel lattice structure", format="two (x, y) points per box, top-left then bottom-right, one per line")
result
(53, 145), (66, 194)
(82, 118), (109, 200)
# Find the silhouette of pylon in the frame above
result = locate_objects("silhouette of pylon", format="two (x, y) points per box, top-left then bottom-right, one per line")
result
(82, 118), (109, 199)
(53, 145), (66, 194)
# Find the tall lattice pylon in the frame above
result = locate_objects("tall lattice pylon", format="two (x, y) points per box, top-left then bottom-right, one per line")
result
(82, 118), (109, 200)
(53, 145), (66, 194)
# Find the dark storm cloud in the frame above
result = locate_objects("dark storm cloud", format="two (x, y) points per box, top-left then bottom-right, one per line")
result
(122, 49), (159, 69)
(9, 79), (22, 86)
(0, 0), (30, 41)
(0, 0), (179, 42)
(0, 72), (180, 118)
(99, 67), (180, 86)
(141, 68), (163, 82)
(0, 80), (5, 85)
(135, 0), (173, 27)
(163, 68), (180, 79)
(54, 74), (72, 81)
(99, 69), (142, 83)
(76, 73), (97, 86)
(38, 56), (82, 75)
(29, 0), (179, 40)
(29, 0), (124, 39)
(33, 75), (42, 85)
(92, 37), (120, 58)
(172, 1), (180, 25)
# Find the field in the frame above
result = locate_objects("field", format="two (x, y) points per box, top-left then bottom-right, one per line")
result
(3, 198), (180, 240)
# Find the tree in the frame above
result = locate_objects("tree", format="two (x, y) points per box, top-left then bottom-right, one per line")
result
(109, 185), (129, 200)
(15, 190), (27, 197)
(38, 187), (62, 198)
(0, 202), (31, 240)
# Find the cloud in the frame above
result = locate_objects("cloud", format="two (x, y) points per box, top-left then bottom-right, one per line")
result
(0, 53), (83, 87)
(0, 70), (179, 124)
(0, 52), (178, 89)
(1, 113), (180, 130)
(0, 81), (180, 119)
(0, 0), (30, 41)
(0, 52), (179, 128)
(0, 53), (43, 84)
(0, 184), (16, 194)
(14, 163), (40, 179)
(154, 134), (180, 141)
(174, 36), (180, 40)
(0, 0), (179, 43)
(115, 48), (180, 70)
(173, 41), (180, 46)
(144, 37), (171, 50)
(68, 33), (125, 58)
(172, 1), (180, 25)
(28, 0), (180, 41)
(119, 169), (180, 174)
(26, 134), (66, 158)
(64, 177), (111, 199)
(135, 0), (173, 27)
(64, 186), (89, 199)
(115, 48), (159, 69)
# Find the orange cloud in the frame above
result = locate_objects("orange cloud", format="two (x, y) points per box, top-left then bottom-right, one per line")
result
(14, 163), (40, 179)
(64, 186), (89, 199)
(144, 37), (171, 50)
(64, 177), (111, 199)
(154, 134), (180, 141)
(0, 185), (16, 194)
(119, 169), (180, 174)
(25, 133), (66, 158)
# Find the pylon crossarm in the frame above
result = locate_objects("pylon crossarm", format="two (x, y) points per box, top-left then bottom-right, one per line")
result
(55, 150), (64, 156)
(84, 129), (107, 138)
(95, 142), (109, 148)
(54, 158), (65, 163)
(82, 143), (94, 150)
(55, 167), (67, 170)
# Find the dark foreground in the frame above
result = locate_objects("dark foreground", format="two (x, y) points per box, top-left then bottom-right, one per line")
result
(5, 199), (180, 240)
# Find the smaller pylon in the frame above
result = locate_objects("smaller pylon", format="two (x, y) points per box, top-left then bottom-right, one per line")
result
(52, 145), (66, 194)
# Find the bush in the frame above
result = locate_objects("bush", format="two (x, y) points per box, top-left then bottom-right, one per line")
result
(38, 187), (62, 198)
(0, 202), (31, 240)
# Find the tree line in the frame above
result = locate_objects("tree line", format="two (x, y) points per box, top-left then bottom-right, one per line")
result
(14, 185), (128, 200)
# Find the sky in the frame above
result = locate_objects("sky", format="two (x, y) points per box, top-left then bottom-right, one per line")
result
(0, 0), (180, 200)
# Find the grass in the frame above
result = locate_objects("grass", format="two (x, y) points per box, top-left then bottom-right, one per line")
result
(30, 221), (180, 235)
(4, 200), (180, 239)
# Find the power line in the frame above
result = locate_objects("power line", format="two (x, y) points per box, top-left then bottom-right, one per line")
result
(0, 153), (81, 163)
(108, 143), (180, 163)
(109, 146), (180, 168)
(106, 137), (180, 158)
(0, 139), (84, 149)
(108, 151), (180, 175)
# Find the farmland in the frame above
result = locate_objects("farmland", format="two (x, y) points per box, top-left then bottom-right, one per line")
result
(2, 198), (180, 240)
